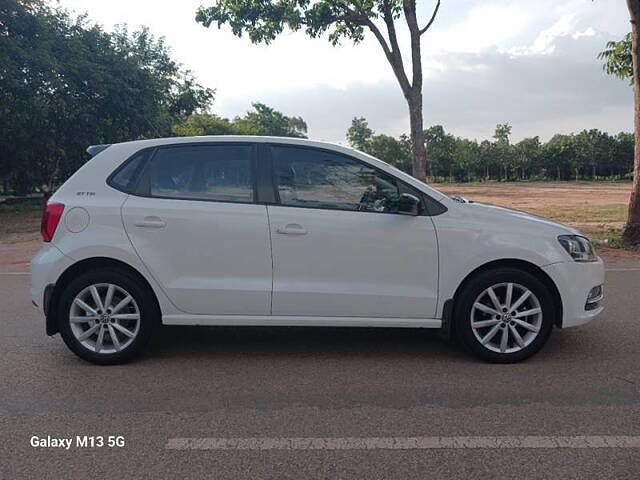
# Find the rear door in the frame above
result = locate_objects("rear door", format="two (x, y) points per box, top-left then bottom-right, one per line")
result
(121, 143), (272, 316)
(266, 144), (439, 319)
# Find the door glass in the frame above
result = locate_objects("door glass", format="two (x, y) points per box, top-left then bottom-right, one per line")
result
(148, 145), (253, 202)
(271, 146), (400, 213)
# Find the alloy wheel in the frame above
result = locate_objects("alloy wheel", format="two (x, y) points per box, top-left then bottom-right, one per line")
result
(69, 283), (140, 354)
(470, 282), (543, 354)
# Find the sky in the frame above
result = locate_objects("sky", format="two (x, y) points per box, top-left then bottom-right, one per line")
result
(57, 0), (633, 144)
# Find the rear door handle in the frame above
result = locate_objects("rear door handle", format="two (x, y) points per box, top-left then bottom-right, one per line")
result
(276, 223), (307, 235)
(134, 216), (166, 229)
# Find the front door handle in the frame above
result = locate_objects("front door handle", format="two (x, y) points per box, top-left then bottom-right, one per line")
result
(134, 216), (166, 229)
(276, 223), (307, 235)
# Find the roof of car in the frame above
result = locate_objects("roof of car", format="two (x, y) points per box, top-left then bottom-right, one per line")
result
(114, 135), (352, 152)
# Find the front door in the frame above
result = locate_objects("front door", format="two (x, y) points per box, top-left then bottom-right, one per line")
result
(122, 143), (272, 316)
(266, 144), (439, 319)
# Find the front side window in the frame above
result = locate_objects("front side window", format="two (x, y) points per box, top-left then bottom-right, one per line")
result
(271, 146), (401, 213)
(148, 145), (253, 202)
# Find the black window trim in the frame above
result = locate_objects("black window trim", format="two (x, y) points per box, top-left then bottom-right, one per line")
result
(109, 142), (261, 206)
(263, 143), (446, 216)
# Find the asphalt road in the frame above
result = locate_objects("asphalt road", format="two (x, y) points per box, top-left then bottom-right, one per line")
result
(2, 267), (640, 479)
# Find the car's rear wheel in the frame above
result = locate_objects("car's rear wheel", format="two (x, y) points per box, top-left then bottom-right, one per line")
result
(455, 268), (555, 363)
(58, 269), (157, 365)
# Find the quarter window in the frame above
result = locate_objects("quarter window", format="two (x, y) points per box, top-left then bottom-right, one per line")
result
(148, 145), (254, 202)
(271, 146), (401, 213)
(109, 150), (150, 193)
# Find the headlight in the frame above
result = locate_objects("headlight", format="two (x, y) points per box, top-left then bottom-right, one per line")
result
(558, 235), (597, 262)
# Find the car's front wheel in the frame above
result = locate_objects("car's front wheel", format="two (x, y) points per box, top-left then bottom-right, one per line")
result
(455, 268), (555, 363)
(58, 268), (157, 365)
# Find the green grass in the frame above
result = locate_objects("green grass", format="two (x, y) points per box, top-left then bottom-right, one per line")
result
(0, 198), (44, 213)
(523, 204), (628, 225)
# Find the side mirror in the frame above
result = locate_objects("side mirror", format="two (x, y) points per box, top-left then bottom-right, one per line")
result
(397, 193), (420, 216)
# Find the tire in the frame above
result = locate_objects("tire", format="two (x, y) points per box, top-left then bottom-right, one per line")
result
(58, 268), (158, 365)
(454, 267), (555, 363)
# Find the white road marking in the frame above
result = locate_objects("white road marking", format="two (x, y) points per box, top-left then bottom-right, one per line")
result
(166, 436), (640, 450)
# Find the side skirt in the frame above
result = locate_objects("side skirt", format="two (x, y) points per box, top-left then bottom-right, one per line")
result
(162, 315), (442, 329)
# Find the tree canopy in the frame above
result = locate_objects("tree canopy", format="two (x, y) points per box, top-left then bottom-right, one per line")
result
(171, 103), (308, 138)
(347, 118), (634, 183)
(0, 0), (213, 193)
(599, 33), (633, 82)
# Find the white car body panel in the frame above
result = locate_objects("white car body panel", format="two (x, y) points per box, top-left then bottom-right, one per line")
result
(121, 196), (272, 315)
(31, 135), (605, 334)
(267, 205), (439, 318)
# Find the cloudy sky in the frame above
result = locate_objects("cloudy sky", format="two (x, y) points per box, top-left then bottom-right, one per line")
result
(59, 0), (632, 144)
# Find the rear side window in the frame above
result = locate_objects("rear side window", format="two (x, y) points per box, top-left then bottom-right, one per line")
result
(147, 145), (254, 203)
(109, 150), (150, 193)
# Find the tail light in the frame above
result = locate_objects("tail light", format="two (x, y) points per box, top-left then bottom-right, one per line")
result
(41, 202), (65, 242)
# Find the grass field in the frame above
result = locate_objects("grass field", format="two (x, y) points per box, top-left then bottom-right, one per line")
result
(0, 182), (635, 249)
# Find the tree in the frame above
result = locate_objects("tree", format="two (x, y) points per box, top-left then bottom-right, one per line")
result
(514, 137), (541, 180)
(543, 134), (575, 182)
(196, 0), (442, 181)
(233, 102), (307, 137)
(613, 132), (635, 177)
(368, 133), (412, 172)
(347, 117), (374, 151)
(493, 123), (513, 181)
(171, 113), (237, 136)
(0, 0), (214, 194)
(599, 33), (633, 82)
(424, 125), (455, 180)
(454, 138), (479, 182)
(346, 117), (411, 172)
(172, 104), (309, 137)
(598, 2), (640, 243)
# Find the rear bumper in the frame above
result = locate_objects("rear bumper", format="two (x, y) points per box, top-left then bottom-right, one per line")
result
(30, 243), (73, 317)
(542, 258), (605, 328)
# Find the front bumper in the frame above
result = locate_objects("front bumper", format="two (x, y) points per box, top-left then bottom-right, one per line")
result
(542, 257), (605, 328)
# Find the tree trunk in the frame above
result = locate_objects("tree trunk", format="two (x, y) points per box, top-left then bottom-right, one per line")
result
(368, 0), (438, 183)
(556, 165), (561, 181)
(407, 91), (427, 181)
(575, 167), (579, 182)
(624, 0), (640, 243)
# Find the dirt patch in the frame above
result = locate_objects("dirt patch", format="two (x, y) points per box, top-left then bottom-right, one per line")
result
(0, 232), (40, 271)
(596, 247), (640, 266)
(434, 182), (632, 209)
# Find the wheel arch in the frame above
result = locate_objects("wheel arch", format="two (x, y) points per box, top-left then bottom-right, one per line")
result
(449, 259), (563, 331)
(46, 257), (160, 336)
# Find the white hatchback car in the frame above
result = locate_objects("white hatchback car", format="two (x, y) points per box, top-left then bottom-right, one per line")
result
(32, 136), (604, 364)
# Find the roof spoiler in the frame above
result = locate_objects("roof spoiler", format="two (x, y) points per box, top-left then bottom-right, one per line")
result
(86, 144), (111, 157)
